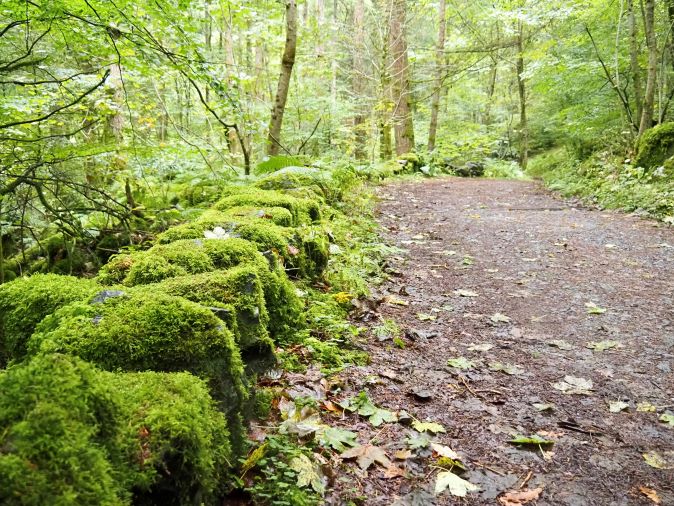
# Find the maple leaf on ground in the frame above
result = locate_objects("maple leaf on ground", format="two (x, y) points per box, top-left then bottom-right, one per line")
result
(290, 454), (326, 494)
(341, 444), (391, 471)
(434, 471), (479, 496)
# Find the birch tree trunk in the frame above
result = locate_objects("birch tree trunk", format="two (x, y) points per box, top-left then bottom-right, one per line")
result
(267, 0), (298, 155)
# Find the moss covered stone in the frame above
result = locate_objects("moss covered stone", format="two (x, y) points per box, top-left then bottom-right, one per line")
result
(635, 122), (674, 169)
(0, 274), (100, 365)
(0, 353), (236, 506)
(213, 188), (321, 225)
(28, 290), (247, 408)
(153, 266), (271, 350)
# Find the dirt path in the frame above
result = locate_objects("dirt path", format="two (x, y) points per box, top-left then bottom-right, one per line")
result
(327, 178), (674, 505)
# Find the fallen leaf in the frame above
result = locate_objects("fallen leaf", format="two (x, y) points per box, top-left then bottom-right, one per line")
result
(533, 403), (555, 412)
(548, 339), (575, 350)
(317, 426), (358, 452)
(383, 464), (406, 478)
(552, 375), (593, 395)
(341, 444), (391, 471)
(586, 340), (622, 351)
(339, 391), (397, 427)
(659, 412), (674, 427)
(489, 362), (524, 375)
(395, 449), (412, 460)
(498, 487), (543, 505)
(412, 420), (446, 434)
(454, 289), (479, 297)
(385, 296), (409, 306)
(416, 312), (437, 321)
(585, 302), (607, 314)
(290, 454), (326, 494)
(434, 471), (479, 496)
(431, 443), (460, 460)
(490, 313), (511, 324)
(643, 451), (668, 469)
(447, 356), (474, 370)
(406, 432), (432, 449)
(468, 343), (494, 352)
(609, 401), (629, 413)
(638, 486), (661, 504)
(508, 434), (555, 446)
(637, 402), (657, 412)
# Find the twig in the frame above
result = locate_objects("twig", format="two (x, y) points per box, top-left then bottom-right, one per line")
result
(518, 470), (533, 489)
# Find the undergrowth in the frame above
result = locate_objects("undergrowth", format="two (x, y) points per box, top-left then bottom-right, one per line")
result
(529, 148), (674, 223)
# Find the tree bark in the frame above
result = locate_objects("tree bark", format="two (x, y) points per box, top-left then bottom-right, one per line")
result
(267, 0), (298, 156)
(628, 0), (643, 129)
(516, 21), (528, 170)
(389, 0), (415, 155)
(352, 0), (367, 159)
(427, 0), (446, 152)
(638, 0), (656, 137)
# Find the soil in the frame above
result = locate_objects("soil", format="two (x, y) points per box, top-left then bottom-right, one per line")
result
(324, 177), (674, 505)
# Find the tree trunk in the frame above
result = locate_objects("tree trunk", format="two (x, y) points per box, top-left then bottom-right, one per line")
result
(516, 21), (528, 170)
(267, 0), (298, 156)
(484, 58), (498, 126)
(427, 0), (446, 152)
(638, 0), (657, 137)
(389, 0), (415, 155)
(352, 0), (367, 159)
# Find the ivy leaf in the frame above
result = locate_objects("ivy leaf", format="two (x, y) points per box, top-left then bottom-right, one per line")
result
(341, 444), (391, 471)
(290, 454), (326, 494)
(434, 471), (479, 496)
(317, 426), (358, 452)
(412, 420), (446, 434)
(447, 357), (474, 370)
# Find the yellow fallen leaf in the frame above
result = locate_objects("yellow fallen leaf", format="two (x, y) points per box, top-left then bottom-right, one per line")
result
(638, 486), (661, 504)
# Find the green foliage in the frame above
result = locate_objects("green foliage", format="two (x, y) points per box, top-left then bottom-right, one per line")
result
(529, 149), (674, 222)
(0, 274), (100, 364)
(255, 156), (308, 175)
(635, 122), (674, 171)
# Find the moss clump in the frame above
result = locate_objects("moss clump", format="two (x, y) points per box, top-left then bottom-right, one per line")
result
(213, 188), (321, 225)
(153, 266), (271, 350)
(0, 353), (125, 505)
(0, 353), (236, 506)
(221, 206), (294, 227)
(397, 152), (423, 172)
(635, 122), (674, 169)
(254, 168), (331, 201)
(0, 274), (100, 365)
(107, 370), (232, 505)
(28, 290), (246, 407)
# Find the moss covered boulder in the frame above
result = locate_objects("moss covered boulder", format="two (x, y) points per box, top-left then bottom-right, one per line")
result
(0, 353), (236, 506)
(0, 274), (101, 365)
(635, 122), (674, 171)
(213, 188), (321, 225)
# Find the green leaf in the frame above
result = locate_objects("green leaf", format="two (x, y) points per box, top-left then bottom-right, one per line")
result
(317, 426), (358, 452)
(608, 401), (629, 413)
(339, 391), (397, 427)
(416, 312), (436, 321)
(659, 413), (674, 427)
(585, 302), (607, 314)
(434, 471), (479, 496)
(290, 454), (326, 494)
(406, 432), (432, 449)
(508, 434), (555, 446)
(412, 420), (446, 434)
(447, 357), (474, 370)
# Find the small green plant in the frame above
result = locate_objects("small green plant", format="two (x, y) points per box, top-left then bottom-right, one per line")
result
(373, 318), (401, 341)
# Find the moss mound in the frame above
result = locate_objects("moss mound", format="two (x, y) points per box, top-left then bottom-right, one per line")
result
(213, 188), (321, 225)
(635, 122), (674, 170)
(0, 353), (235, 506)
(0, 274), (101, 365)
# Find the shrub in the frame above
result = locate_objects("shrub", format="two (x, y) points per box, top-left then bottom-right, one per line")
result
(0, 274), (100, 365)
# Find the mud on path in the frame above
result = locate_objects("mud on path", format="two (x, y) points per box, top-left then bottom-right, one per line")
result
(326, 178), (674, 505)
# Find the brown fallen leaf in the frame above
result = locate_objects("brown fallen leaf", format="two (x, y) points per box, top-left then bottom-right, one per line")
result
(638, 486), (661, 504)
(322, 400), (340, 413)
(395, 449), (412, 460)
(498, 487), (543, 505)
(341, 444), (391, 471)
(383, 464), (406, 479)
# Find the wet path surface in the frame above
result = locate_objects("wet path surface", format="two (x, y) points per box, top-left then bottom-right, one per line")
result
(328, 178), (674, 505)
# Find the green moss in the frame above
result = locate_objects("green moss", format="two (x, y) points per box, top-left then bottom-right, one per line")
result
(220, 206), (294, 227)
(0, 353), (237, 506)
(28, 290), (247, 409)
(0, 274), (101, 365)
(153, 267), (271, 350)
(253, 387), (279, 420)
(107, 370), (233, 505)
(213, 189), (321, 225)
(635, 122), (674, 170)
(397, 152), (423, 172)
(0, 354), (127, 506)
(124, 255), (189, 286)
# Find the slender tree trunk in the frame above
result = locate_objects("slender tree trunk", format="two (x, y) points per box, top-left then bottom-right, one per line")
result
(639, 0), (657, 137)
(627, 0), (643, 129)
(267, 0), (298, 155)
(389, 0), (415, 155)
(352, 0), (367, 159)
(484, 58), (498, 126)
(516, 21), (528, 170)
(427, 0), (446, 152)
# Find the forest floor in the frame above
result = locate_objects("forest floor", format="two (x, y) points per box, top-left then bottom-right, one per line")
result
(322, 177), (674, 505)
